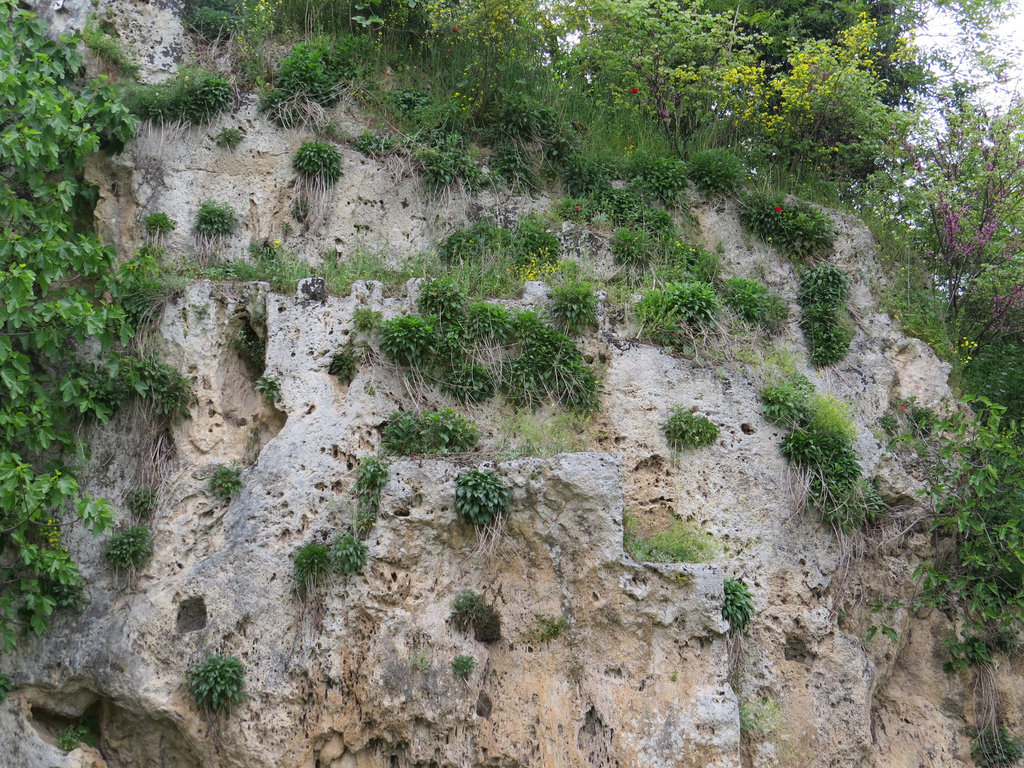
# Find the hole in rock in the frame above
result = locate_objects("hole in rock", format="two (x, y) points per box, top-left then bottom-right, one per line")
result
(476, 691), (493, 718)
(741, 423), (756, 434)
(176, 597), (208, 633)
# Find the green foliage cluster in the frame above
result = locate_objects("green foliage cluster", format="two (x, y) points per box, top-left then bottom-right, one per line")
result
(183, 0), (237, 39)
(381, 409), (478, 455)
(187, 654), (245, 715)
(104, 525), (153, 573)
(626, 154), (689, 204)
(722, 578), (754, 635)
(548, 281), (598, 336)
(722, 278), (788, 333)
(144, 213), (176, 238)
(129, 70), (232, 125)
(528, 613), (568, 643)
(611, 227), (653, 267)
(255, 376), (280, 403)
(623, 513), (716, 563)
(451, 654), (477, 680)
(127, 488), (158, 521)
(353, 130), (398, 157)
(262, 36), (377, 125)
(663, 407), (719, 450)
(739, 191), (835, 262)
(971, 726), (1023, 768)
(56, 723), (97, 752)
(0, 1), (139, 650)
(209, 464), (243, 501)
(194, 200), (238, 238)
(686, 149), (744, 194)
(454, 469), (511, 527)
(328, 346), (360, 384)
(798, 264), (853, 366)
(83, 15), (138, 78)
(636, 278), (724, 350)
(215, 127), (244, 150)
(450, 590), (502, 643)
(354, 456), (389, 518)
(761, 377), (883, 531)
(353, 308), (382, 332)
(0, 673), (10, 702)
(380, 282), (598, 412)
(293, 141), (343, 183)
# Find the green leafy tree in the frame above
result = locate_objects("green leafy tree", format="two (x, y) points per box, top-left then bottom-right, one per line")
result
(0, 0), (138, 651)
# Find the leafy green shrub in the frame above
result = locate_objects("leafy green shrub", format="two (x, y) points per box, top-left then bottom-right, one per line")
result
(187, 654), (245, 714)
(183, 0), (236, 38)
(194, 200), (237, 237)
(722, 578), (754, 635)
(451, 654), (476, 680)
(464, 301), (513, 344)
(548, 281), (598, 336)
(254, 376), (280, 403)
(352, 308), (382, 332)
(738, 191), (836, 262)
(759, 374), (814, 426)
(623, 513), (716, 563)
(129, 70), (232, 125)
(0, 672), (10, 702)
(293, 141), (343, 184)
(215, 127), (243, 150)
(637, 281), (723, 339)
(437, 220), (511, 265)
(528, 613), (568, 643)
(328, 347), (359, 384)
(293, 542), (332, 596)
(450, 590), (502, 642)
(381, 409), (479, 455)
(354, 456), (389, 516)
(56, 723), (95, 752)
(439, 362), (495, 404)
(686, 148), (743, 194)
(611, 227), (653, 267)
(511, 216), (560, 267)
(332, 533), (368, 574)
(124, 356), (195, 423)
(454, 469), (511, 527)
(353, 130), (398, 157)
(663, 407), (719, 450)
(209, 464), (242, 501)
(262, 37), (376, 125)
(798, 265), (853, 366)
(144, 212), (175, 238)
(628, 154), (688, 204)
(723, 278), (788, 332)
(943, 631), (993, 674)
(83, 15), (137, 77)
(127, 488), (157, 520)
(493, 142), (538, 191)
(415, 132), (485, 192)
(391, 87), (431, 114)
(104, 525), (153, 573)
(417, 278), (466, 326)
(380, 315), (436, 368)
(658, 240), (720, 284)
(564, 154), (610, 197)
(971, 726), (1023, 768)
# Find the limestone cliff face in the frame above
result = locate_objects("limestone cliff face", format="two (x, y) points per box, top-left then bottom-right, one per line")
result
(4, 2), (1023, 767)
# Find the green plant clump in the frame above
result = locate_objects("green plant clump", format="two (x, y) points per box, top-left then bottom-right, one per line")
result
(187, 654), (245, 714)
(144, 212), (176, 238)
(328, 346), (360, 384)
(723, 278), (788, 333)
(454, 469), (511, 527)
(380, 315), (436, 368)
(254, 376), (280, 403)
(353, 308), (382, 332)
(627, 154), (689, 204)
(293, 542), (332, 596)
(209, 464), (242, 501)
(104, 525), (153, 573)
(354, 456), (389, 516)
(663, 407), (719, 450)
(126, 487), (158, 520)
(722, 578), (754, 635)
(381, 409), (479, 455)
(215, 127), (244, 150)
(83, 15), (138, 77)
(528, 613), (568, 643)
(971, 726), (1023, 768)
(759, 373), (814, 427)
(548, 281), (598, 337)
(194, 200), (238, 237)
(798, 264), (853, 367)
(686, 148), (744, 194)
(451, 654), (477, 680)
(332, 533), (368, 574)
(0, 672), (12, 702)
(293, 141), (343, 184)
(417, 278), (467, 326)
(610, 227), (653, 267)
(450, 590), (502, 643)
(129, 69), (232, 125)
(739, 190), (836, 262)
(623, 513), (716, 563)
(56, 723), (95, 752)
(353, 130), (398, 157)
(183, 0), (236, 39)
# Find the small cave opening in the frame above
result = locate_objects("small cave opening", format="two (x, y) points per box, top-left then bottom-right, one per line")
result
(177, 596), (208, 633)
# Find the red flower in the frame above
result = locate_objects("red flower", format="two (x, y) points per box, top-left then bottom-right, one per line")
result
(899, 406), (906, 411)
(775, 206), (784, 212)
(574, 205), (580, 210)
(630, 88), (639, 94)
(453, 25), (459, 31)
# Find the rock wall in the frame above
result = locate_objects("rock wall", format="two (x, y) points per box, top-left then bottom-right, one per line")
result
(5, 3), (1024, 766)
